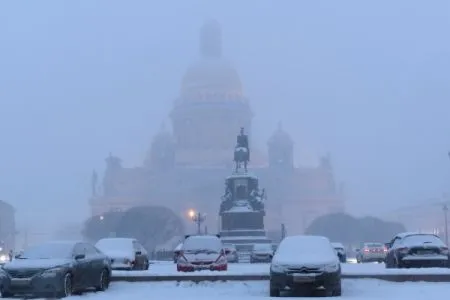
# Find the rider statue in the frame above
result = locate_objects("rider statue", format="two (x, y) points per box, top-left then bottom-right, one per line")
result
(234, 127), (250, 172)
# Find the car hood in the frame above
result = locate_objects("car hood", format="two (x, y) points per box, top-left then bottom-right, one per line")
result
(3, 258), (72, 270)
(184, 252), (219, 262)
(273, 254), (337, 267)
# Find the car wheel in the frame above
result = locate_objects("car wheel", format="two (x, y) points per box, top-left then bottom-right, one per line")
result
(1, 288), (13, 298)
(57, 273), (73, 298)
(269, 283), (280, 297)
(332, 281), (342, 296)
(96, 269), (110, 291)
(144, 260), (150, 270)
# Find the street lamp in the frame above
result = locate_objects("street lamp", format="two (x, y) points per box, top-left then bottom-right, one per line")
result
(443, 204), (449, 246)
(188, 209), (206, 235)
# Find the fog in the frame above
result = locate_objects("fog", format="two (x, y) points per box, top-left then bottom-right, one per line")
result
(0, 0), (449, 239)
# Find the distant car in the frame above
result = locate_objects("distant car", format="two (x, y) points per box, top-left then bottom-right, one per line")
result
(173, 243), (183, 263)
(250, 243), (273, 263)
(223, 244), (239, 263)
(269, 235), (341, 297)
(0, 241), (111, 298)
(95, 237), (149, 270)
(385, 232), (449, 268)
(331, 242), (347, 263)
(356, 242), (387, 263)
(176, 235), (228, 272)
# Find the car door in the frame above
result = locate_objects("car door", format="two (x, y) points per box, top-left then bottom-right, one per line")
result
(83, 243), (103, 286)
(72, 243), (89, 289)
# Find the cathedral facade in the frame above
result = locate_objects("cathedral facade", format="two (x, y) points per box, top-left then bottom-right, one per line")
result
(89, 20), (345, 235)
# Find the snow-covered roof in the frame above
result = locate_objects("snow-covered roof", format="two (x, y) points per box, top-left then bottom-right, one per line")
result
(183, 235), (222, 251)
(273, 235), (337, 266)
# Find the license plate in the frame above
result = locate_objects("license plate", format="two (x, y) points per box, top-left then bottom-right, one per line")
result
(417, 250), (433, 255)
(292, 273), (315, 283)
(11, 278), (31, 286)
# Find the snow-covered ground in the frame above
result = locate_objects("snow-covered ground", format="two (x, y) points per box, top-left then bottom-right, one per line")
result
(66, 279), (450, 299)
(113, 262), (450, 277)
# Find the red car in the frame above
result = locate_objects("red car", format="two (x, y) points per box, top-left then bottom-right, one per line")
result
(176, 235), (229, 272)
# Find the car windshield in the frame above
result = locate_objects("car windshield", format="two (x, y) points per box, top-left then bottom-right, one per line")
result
(182, 236), (221, 254)
(19, 243), (74, 259)
(401, 234), (444, 247)
(365, 243), (383, 248)
(95, 238), (134, 253)
(253, 244), (272, 252)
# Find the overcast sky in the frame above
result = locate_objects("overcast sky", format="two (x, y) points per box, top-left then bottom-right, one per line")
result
(1, 0), (449, 233)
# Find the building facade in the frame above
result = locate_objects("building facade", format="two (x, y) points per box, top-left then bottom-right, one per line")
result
(90, 20), (345, 235)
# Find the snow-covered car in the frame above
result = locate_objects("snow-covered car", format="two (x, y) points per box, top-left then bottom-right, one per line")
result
(176, 235), (228, 272)
(173, 243), (183, 263)
(0, 241), (111, 298)
(250, 243), (273, 263)
(331, 242), (347, 263)
(355, 242), (387, 263)
(223, 244), (239, 263)
(385, 232), (449, 268)
(269, 235), (341, 297)
(95, 237), (149, 270)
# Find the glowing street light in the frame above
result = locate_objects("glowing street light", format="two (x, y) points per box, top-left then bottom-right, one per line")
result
(188, 209), (206, 235)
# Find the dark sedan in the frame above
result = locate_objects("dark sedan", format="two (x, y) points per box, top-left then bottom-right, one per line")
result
(0, 241), (111, 298)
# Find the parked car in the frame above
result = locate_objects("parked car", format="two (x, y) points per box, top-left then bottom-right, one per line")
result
(250, 243), (274, 263)
(0, 240), (111, 298)
(331, 242), (347, 263)
(385, 232), (449, 268)
(223, 244), (239, 263)
(95, 237), (149, 270)
(355, 242), (387, 263)
(269, 235), (341, 297)
(176, 235), (228, 272)
(173, 243), (183, 263)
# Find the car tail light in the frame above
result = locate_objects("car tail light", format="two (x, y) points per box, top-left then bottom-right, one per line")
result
(440, 247), (449, 255)
(363, 248), (369, 253)
(398, 247), (409, 254)
(383, 247), (388, 252)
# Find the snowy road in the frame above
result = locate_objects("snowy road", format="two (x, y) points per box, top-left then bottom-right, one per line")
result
(113, 261), (450, 277)
(68, 279), (450, 299)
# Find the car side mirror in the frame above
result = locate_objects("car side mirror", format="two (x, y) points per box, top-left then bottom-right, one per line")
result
(135, 251), (142, 255)
(74, 254), (85, 260)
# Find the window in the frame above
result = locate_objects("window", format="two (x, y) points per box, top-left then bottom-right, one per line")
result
(73, 243), (86, 257)
(84, 244), (101, 256)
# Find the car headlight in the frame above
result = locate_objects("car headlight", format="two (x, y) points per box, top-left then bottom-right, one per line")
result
(41, 267), (65, 277)
(323, 263), (339, 272)
(270, 264), (287, 273)
(0, 255), (7, 262)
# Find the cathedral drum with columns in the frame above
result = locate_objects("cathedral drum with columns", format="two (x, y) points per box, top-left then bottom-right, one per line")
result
(89, 20), (345, 237)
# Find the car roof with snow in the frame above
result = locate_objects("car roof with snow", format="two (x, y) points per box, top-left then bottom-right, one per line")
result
(394, 232), (423, 239)
(95, 238), (136, 250)
(272, 235), (337, 265)
(182, 235), (223, 251)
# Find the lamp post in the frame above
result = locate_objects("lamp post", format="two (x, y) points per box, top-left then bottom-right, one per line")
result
(444, 204), (449, 246)
(188, 210), (206, 235)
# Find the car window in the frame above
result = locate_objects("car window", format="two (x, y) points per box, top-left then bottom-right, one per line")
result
(73, 243), (86, 256)
(84, 243), (101, 256)
(391, 237), (402, 248)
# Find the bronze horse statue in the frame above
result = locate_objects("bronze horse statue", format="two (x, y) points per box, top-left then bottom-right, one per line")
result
(234, 146), (249, 172)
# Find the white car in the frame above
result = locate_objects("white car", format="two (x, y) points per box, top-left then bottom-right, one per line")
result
(95, 237), (149, 270)
(176, 235), (228, 272)
(355, 242), (387, 263)
(269, 235), (342, 297)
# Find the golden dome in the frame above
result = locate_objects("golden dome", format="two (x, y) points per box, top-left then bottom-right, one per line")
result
(179, 20), (245, 102)
(181, 59), (243, 98)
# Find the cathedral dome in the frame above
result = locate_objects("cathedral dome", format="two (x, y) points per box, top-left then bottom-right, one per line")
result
(179, 20), (244, 102)
(181, 58), (243, 97)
